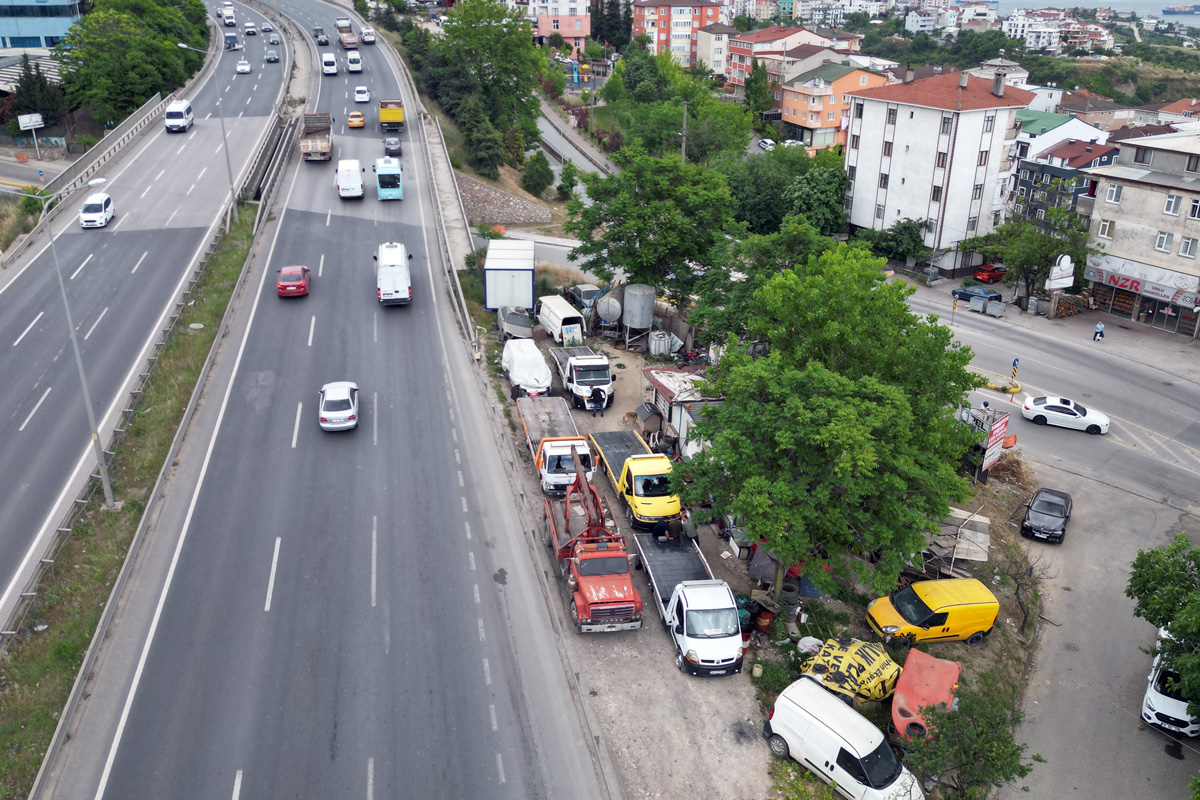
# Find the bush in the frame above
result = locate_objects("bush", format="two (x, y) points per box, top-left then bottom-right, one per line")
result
(77, 134), (98, 148)
(449, 154), (463, 169)
(960, 277), (981, 287)
(20, 194), (44, 217)
(521, 151), (555, 197)
(604, 130), (624, 152)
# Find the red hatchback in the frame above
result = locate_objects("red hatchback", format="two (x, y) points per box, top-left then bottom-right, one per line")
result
(973, 263), (1007, 283)
(277, 266), (311, 297)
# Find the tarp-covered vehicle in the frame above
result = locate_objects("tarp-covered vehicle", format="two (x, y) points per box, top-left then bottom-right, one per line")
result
(502, 339), (552, 399)
(890, 648), (961, 742)
(805, 638), (901, 704)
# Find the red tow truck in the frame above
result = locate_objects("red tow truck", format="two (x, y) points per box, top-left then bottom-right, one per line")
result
(544, 448), (643, 633)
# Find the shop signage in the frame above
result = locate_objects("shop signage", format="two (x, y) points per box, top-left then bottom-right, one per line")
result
(1085, 264), (1200, 309)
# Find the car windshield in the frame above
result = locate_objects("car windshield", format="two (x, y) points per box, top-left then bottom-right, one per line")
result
(324, 396), (352, 412)
(1071, 402), (1088, 415)
(684, 608), (739, 638)
(578, 555), (628, 577)
(378, 174), (400, 189)
(578, 287), (600, 302)
(860, 738), (904, 789)
(82, 203), (103, 214)
(633, 475), (672, 498)
(506, 314), (532, 330)
(889, 586), (934, 626)
(385, 139), (400, 148)
(1030, 495), (1066, 516)
(545, 453), (591, 474)
(1155, 666), (1188, 701)
(572, 365), (610, 386)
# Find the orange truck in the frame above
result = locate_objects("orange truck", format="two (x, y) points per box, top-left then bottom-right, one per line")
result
(516, 396), (594, 495)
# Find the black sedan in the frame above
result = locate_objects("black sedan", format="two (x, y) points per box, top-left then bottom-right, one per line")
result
(316, 32), (330, 45)
(1021, 488), (1073, 543)
(951, 285), (1002, 303)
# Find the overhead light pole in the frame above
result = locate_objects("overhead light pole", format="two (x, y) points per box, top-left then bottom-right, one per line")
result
(1, 178), (117, 508)
(178, 42), (239, 222)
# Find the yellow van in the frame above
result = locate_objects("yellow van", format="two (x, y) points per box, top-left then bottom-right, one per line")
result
(867, 578), (998, 646)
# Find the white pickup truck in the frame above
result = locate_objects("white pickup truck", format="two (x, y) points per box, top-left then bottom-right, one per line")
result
(550, 346), (613, 409)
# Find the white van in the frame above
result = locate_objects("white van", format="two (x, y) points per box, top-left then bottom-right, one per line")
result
(335, 159), (365, 199)
(765, 676), (925, 800)
(321, 53), (338, 75)
(163, 99), (193, 133)
(222, 10), (236, 26)
(346, 50), (363, 72)
(534, 295), (585, 345)
(374, 242), (413, 305)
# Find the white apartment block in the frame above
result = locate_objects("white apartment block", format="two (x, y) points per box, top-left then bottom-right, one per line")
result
(1003, 10), (1063, 53)
(904, 8), (938, 33)
(696, 23), (738, 75)
(845, 73), (1035, 274)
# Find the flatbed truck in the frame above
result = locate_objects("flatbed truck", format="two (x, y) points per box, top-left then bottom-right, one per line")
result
(588, 430), (680, 529)
(516, 396), (594, 495)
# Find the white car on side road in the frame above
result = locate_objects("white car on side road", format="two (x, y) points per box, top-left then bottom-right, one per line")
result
(1020, 395), (1110, 435)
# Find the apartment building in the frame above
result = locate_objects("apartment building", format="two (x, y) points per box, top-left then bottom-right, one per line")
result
(1076, 130), (1200, 338)
(1002, 9), (1063, 53)
(845, 72), (1035, 275)
(1010, 139), (1118, 229)
(0, 0), (81, 48)
(779, 62), (886, 150)
(1011, 109), (1107, 161)
(695, 22), (738, 76)
(1061, 22), (1114, 52)
(1057, 92), (1137, 132)
(514, 0), (592, 55)
(904, 9), (939, 33)
(632, 0), (722, 66)
(726, 25), (819, 93)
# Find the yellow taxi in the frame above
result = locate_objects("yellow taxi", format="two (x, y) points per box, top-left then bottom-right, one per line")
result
(347, 112), (365, 128)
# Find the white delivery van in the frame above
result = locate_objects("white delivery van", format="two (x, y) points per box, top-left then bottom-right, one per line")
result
(534, 295), (585, 345)
(346, 50), (362, 72)
(335, 159), (365, 199)
(321, 53), (338, 75)
(764, 676), (925, 800)
(222, 10), (236, 26)
(163, 99), (193, 132)
(374, 242), (413, 305)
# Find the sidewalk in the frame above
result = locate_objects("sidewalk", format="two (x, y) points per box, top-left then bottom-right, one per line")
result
(537, 95), (618, 175)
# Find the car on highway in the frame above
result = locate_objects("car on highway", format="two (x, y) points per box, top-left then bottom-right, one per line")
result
(244, 21), (256, 34)
(236, 59), (251, 74)
(1142, 629), (1200, 737)
(261, 20), (272, 31)
(973, 263), (1007, 283)
(354, 86), (370, 103)
(316, 32), (330, 45)
(265, 49), (279, 63)
(318, 382), (359, 431)
(497, 306), (533, 341)
(268, 33), (281, 45)
(276, 266), (310, 297)
(1020, 488), (1072, 543)
(78, 192), (115, 228)
(1020, 395), (1110, 435)
(347, 111), (365, 128)
(950, 285), (1002, 303)
(757, 138), (774, 151)
(383, 137), (403, 157)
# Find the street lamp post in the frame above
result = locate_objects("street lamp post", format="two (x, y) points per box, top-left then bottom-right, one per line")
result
(178, 42), (239, 223)
(0, 179), (117, 508)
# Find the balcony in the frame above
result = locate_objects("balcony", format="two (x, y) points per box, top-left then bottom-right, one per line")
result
(1076, 194), (1096, 218)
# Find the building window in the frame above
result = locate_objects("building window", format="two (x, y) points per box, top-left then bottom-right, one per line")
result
(1188, 154), (1200, 173)
(1105, 184), (1122, 204)
(1098, 219), (1114, 238)
(1183, 237), (1198, 258)
(972, 184), (983, 200)
(1134, 147), (1153, 165)
(931, 186), (943, 202)
(1156, 231), (1174, 251)
(1018, 186), (1028, 198)
(1191, 199), (1200, 220)
(1037, 190), (1047, 202)
(854, 102), (863, 119)
(1015, 203), (1024, 214)
(882, 141), (893, 156)
(850, 135), (859, 149)
(978, 151), (989, 166)
(1036, 208), (1045, 220)
(828, 111), (835, 121)
(1165, 194), (1182, 215)
(847, 166), (856, 181)
(1041, 173), (1052, 184)
(879, 174), (889, 189)
(941, 116), (952, 134)
(1020, 169), (1030, 180)
(967, 216), (978, 232)
(875, 204), (885, 219)
(936, 151), (947, 168)
(886, 108), (897, 124)
(984, 114), (995, 132)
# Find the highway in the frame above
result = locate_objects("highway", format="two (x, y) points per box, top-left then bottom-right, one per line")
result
(77, 3), (607, 798)
(0, 4), (286, 623)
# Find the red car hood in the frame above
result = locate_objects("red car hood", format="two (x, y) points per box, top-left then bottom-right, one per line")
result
(578, 574), (639, 605)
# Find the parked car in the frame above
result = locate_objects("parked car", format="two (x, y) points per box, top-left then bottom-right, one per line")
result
(1020, 487), (1072, 543)
(236, 59), (252, 74)
(757, 138), (775, 151)
(950, 285), (1002, 303)
(383, 137), (403, 157)
(276, 265), (311, 297)
(318, 382), (359, 431)
(867, 578), (999, 646)
(78, 192), (115, 228)
(782, 139), (801, 148)
(1142, 629), (1200, 737)
(563, 283), (600, 311)
(497, 306), (533, 342)
(973, 263), (1007, 283)
(347, 112), (365, 128)
(1020, 395), (1110, 435)
(265, 50), (280, 63)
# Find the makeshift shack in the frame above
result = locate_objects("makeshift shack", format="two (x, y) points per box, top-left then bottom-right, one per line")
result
(483, 240), (535, 310)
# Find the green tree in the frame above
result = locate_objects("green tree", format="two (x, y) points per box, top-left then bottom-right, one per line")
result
(903, 674), (1038, 797)
(684, 101), (753, 164)
(557, 160), (579, 199)
(522, 150), (555, 196)
(626, 101), (683, 156)
(783, 167), (850, 237)
(743, 58), (772, 123)
(548, 32), (566, 51)
(458, 95), (507, 179)
(853, 218), (931, 262)
(565, 143), (740, 302)
(14, 55), (66, 125)
(680, 245), (981, 594)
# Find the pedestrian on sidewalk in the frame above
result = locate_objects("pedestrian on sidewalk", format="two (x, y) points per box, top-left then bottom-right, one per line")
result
(590, 386), (607, 417)
(1094, 321), (1105, 342)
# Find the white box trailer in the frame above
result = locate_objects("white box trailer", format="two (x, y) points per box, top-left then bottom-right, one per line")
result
(483, 240), (536, 310)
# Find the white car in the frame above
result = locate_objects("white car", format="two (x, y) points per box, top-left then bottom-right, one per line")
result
(1142, 629), (1200, 737)
(783, 139), (801, 147)
(1020, 395), (1110, 435)
(236, 59), (251, 74)
(244, 21), (256, 34)
(78, 192), (114, 228)
(757, 138), (774, 151)
(354, 85), (370, 103)
(318, 381), (359, 431)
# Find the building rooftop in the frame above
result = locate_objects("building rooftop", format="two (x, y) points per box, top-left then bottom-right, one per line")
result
(642, 368), (716, 403)
(1156, 97), (1200, 116)
(780, 43), (843, 60)
(732, 24), (808, 43)
(812, 27), (861, 39)
(1108, 123), (1179, 142)
(1033, 139), (1118, 168)
(1059, 94), (1130, 114)
(632, 0), (719, 7)
(849, 73), (1035, 112)
(699, 22), (739, 34)
(786, 62), (861, 87)
(1081, 162), (1200, 193)
(1015, 109), (1073, 135)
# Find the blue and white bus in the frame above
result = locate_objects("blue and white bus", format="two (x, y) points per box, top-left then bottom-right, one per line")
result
(373, 157), (403, 200)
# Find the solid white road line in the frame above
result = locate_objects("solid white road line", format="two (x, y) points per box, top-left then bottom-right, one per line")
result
(70, 254), (94, 281)
(84, 307), (109, 340)
(483, 658), (491, 685)
(187, 184), (196, 196)
(264, 536), (281, 612)
(464, 522), (471, 540)
(496, 754), (505, 784)
(176, 143), (187, 155)
(231, 770), (243, 800)
(473, 584), (479, 604)
(155, 169), (165, 181)
(371, 516), (377, 608)
(489, 704), (497, 731)
(325, 210), (331, 227)
(18, 387), (52, 432)
(468, 552), (475, 570)
(130, 251), (148, 274)
(13, 311), (43, 347)
(140, 186), (151, 199)
(307, 315), (315, 347)
(215, 142), (224, 155)
(166, 208), (179, 227)
(291, 402), (302, 448)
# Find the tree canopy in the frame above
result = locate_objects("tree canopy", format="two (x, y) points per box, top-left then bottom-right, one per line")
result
(963, 203), (1091, 301)
(784, 167), (850, 237)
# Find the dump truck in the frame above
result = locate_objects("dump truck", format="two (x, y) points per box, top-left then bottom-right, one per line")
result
(379, 99), (405, 132)
(588, 430), (680, 529)
(300, 113), (333, 161)
(550, 346), (613, 410)
(334, 17), (352, 33)
(544, 449), (642, 633)
(340, 31), (359, 48)
(633, 533), (742, 675)
(517, 396), (595, 495)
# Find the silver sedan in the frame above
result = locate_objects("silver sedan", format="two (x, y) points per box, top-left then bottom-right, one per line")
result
(318, 381), (359, 431)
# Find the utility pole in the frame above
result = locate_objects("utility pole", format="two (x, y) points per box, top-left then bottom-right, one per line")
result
(680, 100), (687, 163)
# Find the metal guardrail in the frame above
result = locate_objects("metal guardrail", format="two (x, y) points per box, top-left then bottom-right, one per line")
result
(538, 100), (613, 176)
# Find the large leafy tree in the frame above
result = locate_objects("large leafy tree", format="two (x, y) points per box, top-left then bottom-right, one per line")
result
(625, 100), (683, 157)
(679, 245), (982, 594)
(784, 167), (850, 237)
(719, 146), (815, 234)
(684, 101), (753, 164)
(964, 204), (1091, 303)
(743, 58), (773, 123)
(853, 218), (931, 263)
(13, 55), (67, 125)
(565, 143), (740, 302)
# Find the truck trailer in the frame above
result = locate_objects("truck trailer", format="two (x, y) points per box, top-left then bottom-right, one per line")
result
(588, 430), (680, 529)
(299, 113), (333, 161)
(378, 99), (405, 132)
(516, 396), (594, 495)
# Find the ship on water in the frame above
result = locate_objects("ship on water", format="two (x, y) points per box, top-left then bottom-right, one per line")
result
(1163, 4), (1200, 14)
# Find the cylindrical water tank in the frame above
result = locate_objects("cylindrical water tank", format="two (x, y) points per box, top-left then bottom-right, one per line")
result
(596, 295), (622, 324)
(623, 284), (654, 330)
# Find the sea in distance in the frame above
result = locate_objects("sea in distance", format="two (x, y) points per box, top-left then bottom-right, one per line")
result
(988, 0), (1200, 24)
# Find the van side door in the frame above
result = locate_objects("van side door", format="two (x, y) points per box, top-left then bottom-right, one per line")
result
(830, 749), (869, 799)
(922, 610), (953, 641)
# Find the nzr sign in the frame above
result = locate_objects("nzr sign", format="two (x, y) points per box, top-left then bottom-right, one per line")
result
(1104, 274), (1142, 292)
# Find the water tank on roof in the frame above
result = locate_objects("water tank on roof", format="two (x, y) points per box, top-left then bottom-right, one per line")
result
(623, 284), (654, 330)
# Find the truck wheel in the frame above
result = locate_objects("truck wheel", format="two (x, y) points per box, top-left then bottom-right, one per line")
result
(675, 653), (687, 673)
(966, 631), (986, 646)
(569, 600), (583, 633)
(767, 734), (789, 758)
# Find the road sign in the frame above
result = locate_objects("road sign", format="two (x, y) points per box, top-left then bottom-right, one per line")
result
(38, 169), (44, 183)
(18, 113), (44, 131)
(982, 412), (1010, 472)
